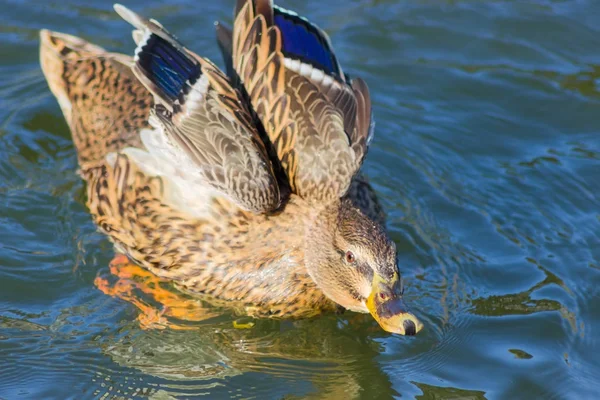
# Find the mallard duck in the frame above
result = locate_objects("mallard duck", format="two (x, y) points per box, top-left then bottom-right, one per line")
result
(39, 0), (422, 335)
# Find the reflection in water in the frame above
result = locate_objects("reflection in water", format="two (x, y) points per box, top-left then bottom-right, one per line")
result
(470, 258), (580, 338)
(560, 64), (600, 99)
(471, 266), (564, 317)
(91, 317), (402, 398)
(508, 349), (533, 360)
(91, 259), (400, 398)
(2, 0), (600, 398)
(413, 382), (487, 400)
(0, 315), (47, 332)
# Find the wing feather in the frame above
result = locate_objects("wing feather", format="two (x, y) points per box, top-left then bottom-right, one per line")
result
(227, 0), (373, 203)
(115, 4), (280, 213)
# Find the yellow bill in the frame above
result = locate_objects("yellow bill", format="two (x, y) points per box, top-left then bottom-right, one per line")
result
(366, 273), (423, 335)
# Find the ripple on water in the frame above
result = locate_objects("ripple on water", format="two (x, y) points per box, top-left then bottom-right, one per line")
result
(2, 0), (600, 399)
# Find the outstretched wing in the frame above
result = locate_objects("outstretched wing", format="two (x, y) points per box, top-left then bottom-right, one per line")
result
(221, 0), (373, 203)
(115, 5), (280, 213)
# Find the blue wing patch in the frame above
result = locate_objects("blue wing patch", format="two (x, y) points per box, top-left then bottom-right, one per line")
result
(137, 34), (201, 103)
(273, 6), (341, 79)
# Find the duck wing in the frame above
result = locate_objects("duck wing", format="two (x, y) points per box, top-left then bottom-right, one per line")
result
(115, 5), (281, 214)
(218, 0), (374, 203)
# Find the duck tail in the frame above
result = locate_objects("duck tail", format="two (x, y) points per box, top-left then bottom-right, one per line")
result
(39, 29), (152, 168)
(39, 30), (107, 127)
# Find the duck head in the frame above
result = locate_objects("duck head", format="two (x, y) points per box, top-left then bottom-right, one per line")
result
(305, 198), (423, 336)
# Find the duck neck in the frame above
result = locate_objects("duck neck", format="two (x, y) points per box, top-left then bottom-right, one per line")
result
(302, 199), (344, 301)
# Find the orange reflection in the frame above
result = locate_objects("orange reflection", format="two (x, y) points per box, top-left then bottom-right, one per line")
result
(94, 254), (220, 330)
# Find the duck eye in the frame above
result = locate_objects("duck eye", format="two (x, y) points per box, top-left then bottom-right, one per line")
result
(345, 251), (356, 264)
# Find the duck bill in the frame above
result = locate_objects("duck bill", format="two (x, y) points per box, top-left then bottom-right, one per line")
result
(366, 273), (423, 336)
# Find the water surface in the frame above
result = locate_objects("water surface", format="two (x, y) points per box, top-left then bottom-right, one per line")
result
(1, 0), (599, 398)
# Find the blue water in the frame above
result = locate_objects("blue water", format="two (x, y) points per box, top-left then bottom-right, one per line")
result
(1, 0), (599, 398)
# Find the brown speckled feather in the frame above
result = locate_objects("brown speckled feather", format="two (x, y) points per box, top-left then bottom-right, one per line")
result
(39, 4), (388, 320)
(39, 30), (151, 169)
(115, 5), (281, 213)
(230, 0), (373, 203)
(85, 153), (336, 317)
(40, 18), (336, 318)
(347, 174), (385, 225)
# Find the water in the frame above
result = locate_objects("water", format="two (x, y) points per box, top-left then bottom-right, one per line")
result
(1, 0), (599, 398)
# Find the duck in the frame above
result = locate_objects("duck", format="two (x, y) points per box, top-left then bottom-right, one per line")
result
(39, 0), (422, 335)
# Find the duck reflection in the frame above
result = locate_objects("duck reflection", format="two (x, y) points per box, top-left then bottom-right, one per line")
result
(95, 256), (399, 398)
